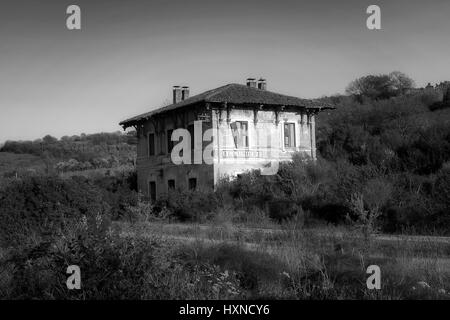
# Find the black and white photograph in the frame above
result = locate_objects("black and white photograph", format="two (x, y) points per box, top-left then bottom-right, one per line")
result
(0, 0), (450, 309)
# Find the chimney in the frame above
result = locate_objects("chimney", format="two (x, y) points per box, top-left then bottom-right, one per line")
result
(246, 78), (257, 88)
(173, 86), (182, 104)
(181, 86), (190, 100)
(257, 78), (267, 90)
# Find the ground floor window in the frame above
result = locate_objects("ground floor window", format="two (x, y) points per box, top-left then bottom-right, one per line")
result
(168, 179), (175, 190)
(148, 181), (156, 202)
(188, 178), (197, 190)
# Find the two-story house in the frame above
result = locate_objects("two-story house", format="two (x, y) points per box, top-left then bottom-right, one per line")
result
(120, 78), (333, 201)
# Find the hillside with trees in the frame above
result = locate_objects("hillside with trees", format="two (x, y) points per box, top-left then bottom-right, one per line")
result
(0, 131), (137, 178)
(1, 73), (449, 234)
(1, 73), (450, 299)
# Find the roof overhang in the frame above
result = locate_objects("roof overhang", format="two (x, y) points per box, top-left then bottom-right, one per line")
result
(119, 102), (334, 129)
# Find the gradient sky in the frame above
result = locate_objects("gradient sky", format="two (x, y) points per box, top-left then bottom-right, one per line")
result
(1, 0), (449, 142)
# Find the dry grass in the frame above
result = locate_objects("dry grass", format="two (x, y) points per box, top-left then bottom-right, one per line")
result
(118, 218), (450, 299)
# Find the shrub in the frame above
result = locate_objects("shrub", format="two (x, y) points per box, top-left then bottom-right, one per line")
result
(2, 212), (161, 299)
(156, 189), (221, 222)
(0, 175), (109, 248)
(125, 195), (172, 223)
(223, 170), (277, 207)
(178, 243), (289, 298)
(429, 101), (450, 111)
(1, 214), (245, 299)
(347, 193), (381, 243)
(91, 173), (138, 220)
(267, 199), (301, 222)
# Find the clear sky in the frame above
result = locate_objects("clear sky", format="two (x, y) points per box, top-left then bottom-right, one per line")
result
(1, 0), (449, 142)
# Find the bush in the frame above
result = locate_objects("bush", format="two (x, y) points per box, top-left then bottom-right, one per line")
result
(91, 173), (138, 220)
(0, 171), (139, 248)
(156, 189), (221, 222)
(429, 101), (450, 111)
(2, 211), (162, 299)
(214, 148), (450, 234)
(267, 199), (301, 221)
(0, 175), (109, 248)
(1, 213), (245, 299)
(178, 243), (288, 297)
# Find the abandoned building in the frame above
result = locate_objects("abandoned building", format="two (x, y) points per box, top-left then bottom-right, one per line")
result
(120, 78), (333, 201)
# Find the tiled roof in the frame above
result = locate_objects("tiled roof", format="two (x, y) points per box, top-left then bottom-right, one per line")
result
(120, 83), (334, 127)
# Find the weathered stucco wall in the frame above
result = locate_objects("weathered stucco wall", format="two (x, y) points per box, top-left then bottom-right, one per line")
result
(136, 106), (214, 198)
(135, 103), (317, 199)
(210, 107), (315, 185)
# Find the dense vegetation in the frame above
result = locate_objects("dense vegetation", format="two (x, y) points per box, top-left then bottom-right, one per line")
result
(150, 83), (450, 235)
(311, 86), (450, 233)
(1, 74), (450, 299)
(0, 172), (137, 248)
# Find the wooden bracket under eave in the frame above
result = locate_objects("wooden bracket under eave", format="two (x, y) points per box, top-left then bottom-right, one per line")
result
(225, 102), (233, 124)
(274, 105), (285, 126)
(253, 104), (264, 124)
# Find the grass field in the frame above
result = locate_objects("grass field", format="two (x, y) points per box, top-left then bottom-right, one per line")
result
(118, 219), (450, 299)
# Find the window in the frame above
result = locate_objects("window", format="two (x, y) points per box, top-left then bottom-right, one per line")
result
(148, 181), (156, 202)
(187, 124), (195, 150)
(148, 133), (155, 156)
(167, 129), (174, 154)
(231, 121), (249, 148)
(168, 179), (175, 190)
(159, 132), (165, 154)
(188, 178), (197, 191)
(284, 123), (295, 148)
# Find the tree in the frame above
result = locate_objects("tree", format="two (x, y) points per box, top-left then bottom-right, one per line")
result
(388, 71), (415, 94)
(346, 71), (415, 100)
(346, 74), (391, 100)
(42, 135), (58, 144)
